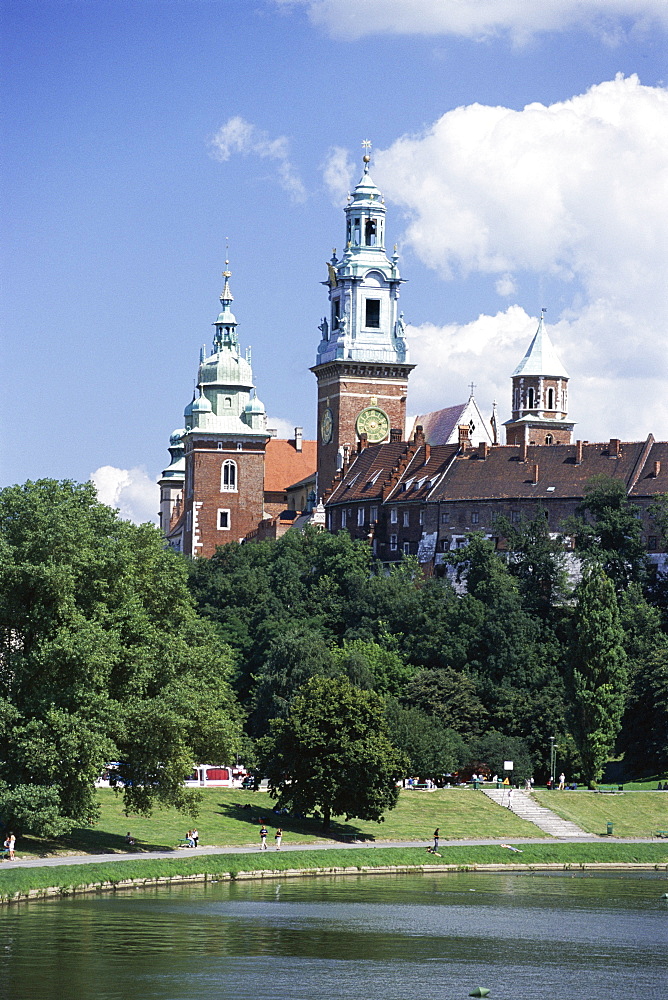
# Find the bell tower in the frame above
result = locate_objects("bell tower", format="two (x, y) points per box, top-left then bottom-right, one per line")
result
(504, 310), (575, 446)
(311, 144), (415, 496)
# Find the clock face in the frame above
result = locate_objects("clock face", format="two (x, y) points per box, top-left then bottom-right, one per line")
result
(320, 407), (333, 444)
(356, 406), (390, 443)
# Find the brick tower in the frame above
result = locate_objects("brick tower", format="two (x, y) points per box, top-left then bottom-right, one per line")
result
(311, 146), (415, 496)
(159, 265), (270, 556)
(504, 311), (575, 446)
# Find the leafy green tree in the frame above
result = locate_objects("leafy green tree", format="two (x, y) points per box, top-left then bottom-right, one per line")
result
(402, 667), (487, 736)
(330, 639), (415, 698)
(466, 730), (534, 783)
(566, 475), (648, 592)
(385, 700), (466, 780)
(256, 676), (407, 830)
(493, 509), (570, 618)
(0, 479), (241, 835)
(569, 566), (628, 785)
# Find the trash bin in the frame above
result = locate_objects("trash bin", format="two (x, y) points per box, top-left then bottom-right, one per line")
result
(606, 821), (614, 836)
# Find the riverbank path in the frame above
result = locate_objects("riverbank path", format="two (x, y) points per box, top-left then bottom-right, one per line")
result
(3, 834), (659, 869)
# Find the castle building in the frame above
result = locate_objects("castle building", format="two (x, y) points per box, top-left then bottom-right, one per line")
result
(160, 148), (666, 569)
(159, 266), (316, 556)
(311, 152), (415, 496)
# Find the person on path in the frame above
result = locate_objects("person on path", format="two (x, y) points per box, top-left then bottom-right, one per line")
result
(6, 833), (15, 860)
(433, 828), (439, 851)
(507, 787), (514, 809)
(275, 828), (282, 850)
(259, 825), (268, 850)
(191, 828), (199, 848)
(559, 773), (566, 790)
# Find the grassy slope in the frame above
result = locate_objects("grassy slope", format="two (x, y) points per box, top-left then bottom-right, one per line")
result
(1, 843), (667, 901)
(17, 788), (539, 859)
(532, 790), (668, 837)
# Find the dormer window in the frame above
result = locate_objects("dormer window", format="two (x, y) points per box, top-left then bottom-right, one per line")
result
(365, 299), (380, 328)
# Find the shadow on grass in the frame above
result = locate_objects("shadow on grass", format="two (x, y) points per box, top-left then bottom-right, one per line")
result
(19, 827), (172, 858)
(216, 802), (375, 843)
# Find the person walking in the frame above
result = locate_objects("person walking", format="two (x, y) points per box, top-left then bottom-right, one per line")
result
(275, 828), (283, 850)
(558, 772), (566, 790)
(433, 828), (439, 852)
(507, 787), (514, 809)
(259, 825), (268, 850)
(7, 832), (15, 860)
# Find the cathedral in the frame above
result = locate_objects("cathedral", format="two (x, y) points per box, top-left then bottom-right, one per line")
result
(159, 152), (667, 571)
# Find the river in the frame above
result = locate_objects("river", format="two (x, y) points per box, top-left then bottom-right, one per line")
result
(2, 870), (666, 999)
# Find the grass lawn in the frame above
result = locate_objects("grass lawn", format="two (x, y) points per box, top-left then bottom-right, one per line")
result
(14, 787), (540, 859)
(533, 790), (668, 837)
(1, 842), (667, 902)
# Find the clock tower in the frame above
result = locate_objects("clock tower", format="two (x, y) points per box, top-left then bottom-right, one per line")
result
(312, 146), (415, 496)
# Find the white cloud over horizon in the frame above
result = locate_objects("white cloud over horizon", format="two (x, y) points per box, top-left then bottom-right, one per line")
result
(91, 466), (160, 525)
(279, 0), (668, 43)
(321, 75), (668, 442)
(210, 116), (307, 203)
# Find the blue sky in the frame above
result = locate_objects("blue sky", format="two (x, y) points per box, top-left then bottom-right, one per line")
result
(3, 0), (667, 521)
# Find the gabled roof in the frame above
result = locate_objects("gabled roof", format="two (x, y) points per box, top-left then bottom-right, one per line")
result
(430, 440), (656, 503)
(327, 442), (407, 505)
(411, 404), (468, 445)
(512, 315), (569, 379)
(264, 438), (316, 493)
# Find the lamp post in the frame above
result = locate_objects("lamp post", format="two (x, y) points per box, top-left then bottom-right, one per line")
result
(549, 736), (556, 789)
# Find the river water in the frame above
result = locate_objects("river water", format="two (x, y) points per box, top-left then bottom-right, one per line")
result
(2, 870), (666, 999)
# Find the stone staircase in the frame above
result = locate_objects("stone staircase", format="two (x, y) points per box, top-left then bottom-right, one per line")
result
(484, 788), (594, 837)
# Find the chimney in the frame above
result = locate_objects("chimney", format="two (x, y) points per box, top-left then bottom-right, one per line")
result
(478, 441), (489, 460)
(423, 443), (431, 463)
(357, 433), (368, 453)
(458, 424), (471, 450)
(519, 440), (528, 463)
(654, 460), (661, 478)
(532, 463), (539, 485)
(294, 426), (303, 452)
(413, 424), (425, 444)
(390, 427), (402, 442)
(575, 440), (584, 465)
(609, 438), (621, 458)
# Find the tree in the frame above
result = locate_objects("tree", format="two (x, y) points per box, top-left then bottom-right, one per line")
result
(385, 700), (466, 780)
(569, 566), (628, 785)
(567, 475), (648, 592)
(493, 509), (570, 618)
(466, 731), (534, 783)
(256, 676), (407, 830)
(402, 667), (487, 736)
(0, 479), (241, 835)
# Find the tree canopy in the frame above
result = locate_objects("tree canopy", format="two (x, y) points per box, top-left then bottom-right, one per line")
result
(0, 480), (241, 835)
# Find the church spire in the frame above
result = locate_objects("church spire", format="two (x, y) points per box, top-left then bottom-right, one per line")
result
(213, 260), (238, 352)
(504, 310), (574, 446)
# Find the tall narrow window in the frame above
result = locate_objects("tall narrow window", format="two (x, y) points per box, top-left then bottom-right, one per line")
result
(402, 511), (409, 527)
(547, 387), (555, 409)
(390, 507), (398, 524)
(332, 297), (340, 329)
(357, 508), (365, 527)
(527, 387), (535, 409)
(365, 219), (377, 245)
(341, 509), (347, 528)
(390, 534), (398, 551)
(221, 460), (237, 492)
(365, 299), (381, 328)
(217, 509), (230, 530)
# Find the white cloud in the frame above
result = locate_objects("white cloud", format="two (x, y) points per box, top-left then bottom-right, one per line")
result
(321, 145), (356, 205)
(267, 416), (302, 439)
(356, 75), (668, 441)
(278, 0), (668, 43)
(210, 116), (307, 203)
(91, 466), (159, 525)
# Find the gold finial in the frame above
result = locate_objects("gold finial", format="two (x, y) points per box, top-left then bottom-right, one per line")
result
(362, 138), (372, 164)
(223, 258), (231, 279)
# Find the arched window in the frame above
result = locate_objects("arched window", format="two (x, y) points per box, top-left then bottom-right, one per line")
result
(547, 387), (554, 409)
(545, 434), (553, 445)
(527, 387), (535, 409)
(221, 460), (237, 492)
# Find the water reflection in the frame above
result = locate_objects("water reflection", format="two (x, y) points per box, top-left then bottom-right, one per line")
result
(2, 871), (666, 1000)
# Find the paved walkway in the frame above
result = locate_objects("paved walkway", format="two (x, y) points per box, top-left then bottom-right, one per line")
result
(3, 834), (658, 870)
(483, 788), (593, 837)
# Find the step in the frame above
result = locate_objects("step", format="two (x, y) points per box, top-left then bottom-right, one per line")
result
(483, 788), (592, 837)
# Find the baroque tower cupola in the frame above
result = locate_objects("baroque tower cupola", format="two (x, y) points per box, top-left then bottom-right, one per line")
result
(504, 310), (575, 446)
(312, 142), (415, 496)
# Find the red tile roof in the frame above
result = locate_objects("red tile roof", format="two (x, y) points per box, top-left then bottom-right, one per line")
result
(264, 438), (317, 493)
